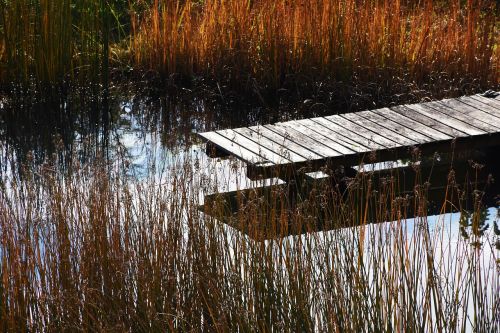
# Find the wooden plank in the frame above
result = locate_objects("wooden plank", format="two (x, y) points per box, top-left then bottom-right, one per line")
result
(198, 131), (273, 165)
(404, 103), (485, 136)
(459, 95), (500, 113)
(371, 108), (452, 141)
(295, 119), (370, 153)
(340, 113), (417, 146)
(239, 126), (322, 160)
(425, 101), (496, 133)
(390, 105), (467, 138)
(436, 99), (500, 132)
(216, 129), (295, 164)
(265, 123), (340, 159)
(356, 110), (434, 143)
(429, 100), (500, 133)
(200, 93), (500, 176)
(265, 123), (344, 157)
(456, 96), (500, 120)
(311, 117), (388, 150)
(230, 127), (308, 163)
(274, 120), (359, 155)
(468, 95), (500, 111)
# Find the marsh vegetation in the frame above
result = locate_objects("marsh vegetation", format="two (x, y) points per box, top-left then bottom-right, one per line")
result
(0, 141), (499, 331)
(1, 1), (498, 92)
(0, 1), (499, 332)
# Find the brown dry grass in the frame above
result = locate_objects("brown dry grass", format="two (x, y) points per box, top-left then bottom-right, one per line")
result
(129, 0), (499, 89)
(0, 147), (498, 331)
(0, 1), (498, 91)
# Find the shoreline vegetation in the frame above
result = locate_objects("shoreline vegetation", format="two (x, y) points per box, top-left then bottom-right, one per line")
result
(0, 1), (498, 100)
(0, 1), (499, 332)
(0, 149), (499, 331)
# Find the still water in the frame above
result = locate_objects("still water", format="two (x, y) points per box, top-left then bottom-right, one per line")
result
(1, 86), (498, 216)
(1, 86), (498, 332)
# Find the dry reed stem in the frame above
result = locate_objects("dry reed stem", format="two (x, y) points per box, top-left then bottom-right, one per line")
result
(0, 148), (498, 331)
(0, 1), (498, 89)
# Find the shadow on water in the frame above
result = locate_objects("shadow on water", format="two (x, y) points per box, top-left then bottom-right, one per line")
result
(0, 85), (106, 172)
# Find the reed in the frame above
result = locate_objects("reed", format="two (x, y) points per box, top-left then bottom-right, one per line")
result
(0, 1), (498, 91)
(0, 0), (116, 85)
(129, 0), (499, 89)
(0, 146), (498, 331)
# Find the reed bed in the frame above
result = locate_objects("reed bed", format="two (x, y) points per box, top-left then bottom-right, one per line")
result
(0, 0), (108, 84)
(0, 1), (498, 91)
(0, 146), (498, 332)
(124, 0), (500, 88)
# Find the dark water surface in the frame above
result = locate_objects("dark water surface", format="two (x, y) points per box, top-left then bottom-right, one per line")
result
(0, 86), (252, 172)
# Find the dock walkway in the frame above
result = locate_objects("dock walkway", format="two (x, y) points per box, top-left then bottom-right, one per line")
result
(198, 92), (500, 178)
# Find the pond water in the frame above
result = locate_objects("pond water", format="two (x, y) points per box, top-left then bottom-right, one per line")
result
(1, 86), (498, 331)
(1, 86), (498, 248)
(1, 86), (498, 218)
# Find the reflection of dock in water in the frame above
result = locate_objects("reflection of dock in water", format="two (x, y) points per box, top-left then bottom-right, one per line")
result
(200, 154), (499, 241)
(198, 92), (500, 240)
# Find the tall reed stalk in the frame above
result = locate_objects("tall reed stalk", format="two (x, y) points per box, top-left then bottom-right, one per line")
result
(129, 0), (499, 88)
(0, 1), (498, 90)
(0, 0), (115, 85)
(0, 146), (498, 331)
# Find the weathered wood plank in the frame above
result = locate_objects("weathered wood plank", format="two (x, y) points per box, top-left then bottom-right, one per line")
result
(296, 119), (370, 153)
(468, 95), (500, 112)
(340, 113), (418, 146)
(267, 123), (345, 157)
(266, 123), (341, 159)
(274, 120), (359, 155)
(323, 115), (400, 148)
(230, 127), (309, 163)
(371, 108), (452, 141)
(457, 98), (500, 122)
(199, 92), (500, 178)
(216, 129), (295, 164)
(356, 110), (434, 143)
(405, 103), (485, 136)
(425, 101), (496, 133)
(456, 96), (500, 120)
(240, 126), (322, 160)
(421, 101), (497, 133)
(311, 117), (388, 150)
(390, 105), (467, 138)
(199, 131), (273, 165)
(436, 99), (500, 132)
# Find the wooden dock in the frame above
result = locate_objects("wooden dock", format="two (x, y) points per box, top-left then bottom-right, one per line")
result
(198, 92), (500, 179)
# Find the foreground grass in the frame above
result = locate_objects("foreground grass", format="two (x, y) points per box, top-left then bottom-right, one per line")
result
(0, 147), (498, 331)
